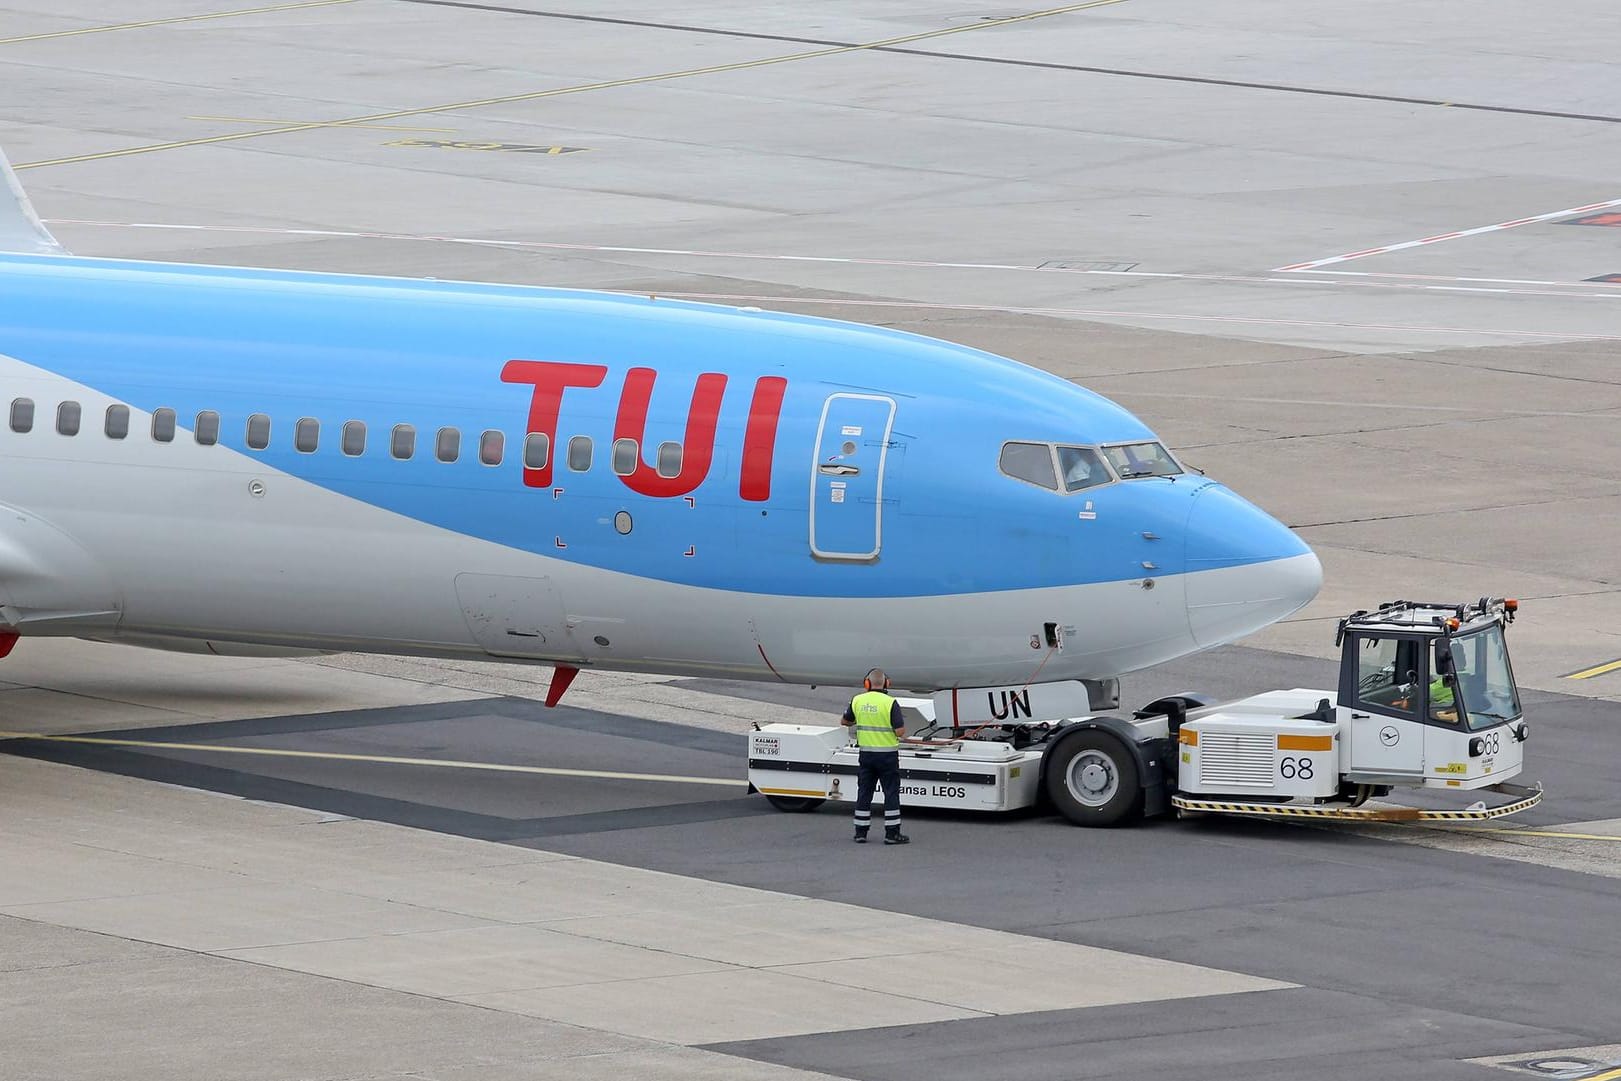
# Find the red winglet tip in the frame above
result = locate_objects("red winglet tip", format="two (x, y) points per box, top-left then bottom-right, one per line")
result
(545, 664), (580, 708)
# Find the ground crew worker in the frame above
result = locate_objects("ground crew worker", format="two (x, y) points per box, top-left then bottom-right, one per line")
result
(1429, 674), (1459, 723)
(841, 667), (909, 845)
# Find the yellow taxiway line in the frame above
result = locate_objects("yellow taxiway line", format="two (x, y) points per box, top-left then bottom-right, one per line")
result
(1565, 658), (1621, 680)
(16, 0), (1130, 171)
(1466, 828), (1621, 842)
(0, 0), (357, 47)
(187, 115), (459, 133)
(0, 731), (742, 788)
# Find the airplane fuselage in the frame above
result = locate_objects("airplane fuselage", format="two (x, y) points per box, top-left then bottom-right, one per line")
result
(0, 253), (1320, 691)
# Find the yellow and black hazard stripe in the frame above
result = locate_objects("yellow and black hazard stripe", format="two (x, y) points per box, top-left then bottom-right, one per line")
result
(1172, 785), (1542, 822)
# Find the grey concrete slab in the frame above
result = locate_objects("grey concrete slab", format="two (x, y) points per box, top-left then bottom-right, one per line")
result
(707, 986), (1573, 1081)
(0, 915), (658, 1081)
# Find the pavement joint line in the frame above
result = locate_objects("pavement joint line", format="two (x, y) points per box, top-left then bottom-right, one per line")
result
(40, 221), (1621, 304)
(0, 732), (743, 788)
(0, 0), (358, 46)
(13, 0), (1128, 172)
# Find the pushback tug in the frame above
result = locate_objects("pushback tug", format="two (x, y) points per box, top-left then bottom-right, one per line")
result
(748, 598), (1540, 826)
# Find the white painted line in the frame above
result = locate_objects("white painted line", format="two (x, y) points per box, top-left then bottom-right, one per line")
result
(0, 731), (743, 787)
(45, 220), (1621, 303)
(1291, 269), (1621, 289)
(643, 292), (1621, 342)
(1273, 195), (1621, 271)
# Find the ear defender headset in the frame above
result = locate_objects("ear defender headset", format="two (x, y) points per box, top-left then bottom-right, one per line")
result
(864, 667), (889, 691)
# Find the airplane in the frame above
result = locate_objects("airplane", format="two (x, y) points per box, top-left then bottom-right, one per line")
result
(0, 147), (1321, 713)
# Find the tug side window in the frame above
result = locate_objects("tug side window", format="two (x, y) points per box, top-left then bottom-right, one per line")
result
(1352, 636), (1419, 716)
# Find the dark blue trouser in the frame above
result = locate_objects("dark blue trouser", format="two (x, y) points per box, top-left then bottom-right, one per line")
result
(854, 750), (902, 832)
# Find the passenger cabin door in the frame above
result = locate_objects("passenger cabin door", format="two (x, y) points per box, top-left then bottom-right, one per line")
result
(809, 393), (895, 561)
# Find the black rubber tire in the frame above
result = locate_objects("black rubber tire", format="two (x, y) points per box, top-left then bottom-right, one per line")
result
(1044, 730), (1144, 827)
(764, 795), (826, 813)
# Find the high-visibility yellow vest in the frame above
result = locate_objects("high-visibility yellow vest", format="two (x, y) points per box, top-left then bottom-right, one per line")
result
(850, 691), (900, 749)
(1429, 678), (1455, 709)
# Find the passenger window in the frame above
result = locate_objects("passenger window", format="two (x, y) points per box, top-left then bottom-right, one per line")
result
(295, 417), (319, 453)
(1056, 446), (1108, 492)
(391, 424), (416, 460)
(523, 432), (550, 470)
(246, 413), (271, 450)
(195, 410), (220, 446)
(10, 398), (33, 433)
(999, 441), (1058, 491)
(341, 420), (366, 456)
(104, 404), (130, 439)
(657, 441), (682, 478)
(567, 435), (592, 472)
(152, 408), (176, 443)
(436, 427), (460, 463)
(57, 401), (81, 437)
(479, 430), (504, 466)
(611, 437), (638, 476)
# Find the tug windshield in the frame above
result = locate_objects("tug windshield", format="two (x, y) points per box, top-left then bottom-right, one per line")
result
(1448, 625), (1522, 731)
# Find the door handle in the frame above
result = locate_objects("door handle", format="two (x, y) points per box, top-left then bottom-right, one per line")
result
(818, 463), (860, 476)
(1351, 712), (1368, 719)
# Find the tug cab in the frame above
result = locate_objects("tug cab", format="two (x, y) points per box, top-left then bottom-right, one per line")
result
(1333, 599), (1528, 790)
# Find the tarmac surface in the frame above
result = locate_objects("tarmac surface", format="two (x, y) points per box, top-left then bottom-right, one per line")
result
(3, 2), (1621, 1080)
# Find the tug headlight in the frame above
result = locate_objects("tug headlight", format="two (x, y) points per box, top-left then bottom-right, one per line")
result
(1468, 737), (1486, 757)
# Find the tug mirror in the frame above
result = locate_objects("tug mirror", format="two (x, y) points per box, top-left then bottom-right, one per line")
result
(1434, 643), (1455, 677)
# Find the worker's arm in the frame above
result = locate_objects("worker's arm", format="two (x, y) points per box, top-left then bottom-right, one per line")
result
(891, 700), (906, 740)
(840, 702), (856, 728)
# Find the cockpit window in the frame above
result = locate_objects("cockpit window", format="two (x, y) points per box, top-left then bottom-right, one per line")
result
(1102, 441), (1181, 479)
(1000, 442), (1059, 491)
(1056, 446), (1109, 492)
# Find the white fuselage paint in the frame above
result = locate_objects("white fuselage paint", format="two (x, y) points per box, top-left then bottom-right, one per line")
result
(0, 353), (1318, 690)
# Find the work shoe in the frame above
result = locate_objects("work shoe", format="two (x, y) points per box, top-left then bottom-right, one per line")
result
(883, 830), (910, 845)
(853, 829), (869, 844)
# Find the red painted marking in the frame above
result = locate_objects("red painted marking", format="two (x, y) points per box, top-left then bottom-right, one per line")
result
(1565, 211), (1621, 227)
(501, 360), (607, 488)
(554, 536), (567, 549)
(739, 376), (788, 502)
(613, 367), (728, 498)
(1421, 232), (1463, 242)
(544, 664), (579, 708)
(950, 687), (960, 727)
(756, 643), (786, 682)
(0, 631), (17, 659)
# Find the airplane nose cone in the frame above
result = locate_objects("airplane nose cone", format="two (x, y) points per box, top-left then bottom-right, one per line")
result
(1184, 483), (1321, 648)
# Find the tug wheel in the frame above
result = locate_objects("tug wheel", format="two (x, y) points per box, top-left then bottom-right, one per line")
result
(764, 795), (826, 813)
(1045, 730), (1144, 827)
